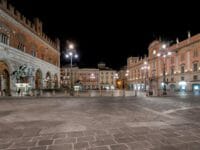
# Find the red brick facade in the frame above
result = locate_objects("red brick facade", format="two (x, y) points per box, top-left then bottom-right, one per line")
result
(0, 0), (60, 66)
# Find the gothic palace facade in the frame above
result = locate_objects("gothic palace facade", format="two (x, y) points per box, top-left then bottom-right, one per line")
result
(0, 0), (60, 96)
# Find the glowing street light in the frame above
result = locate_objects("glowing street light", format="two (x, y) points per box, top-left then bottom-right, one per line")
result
(65, 42), (78, 96)
(141, 61), (150, 93)
(157, 43), (172, 95)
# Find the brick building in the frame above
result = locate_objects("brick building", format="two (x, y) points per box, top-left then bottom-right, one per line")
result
(0, 0), (60, 96)
(128, 33), (200, 95)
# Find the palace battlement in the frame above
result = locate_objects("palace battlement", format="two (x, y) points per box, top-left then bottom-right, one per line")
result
(0, 0), (60, 50)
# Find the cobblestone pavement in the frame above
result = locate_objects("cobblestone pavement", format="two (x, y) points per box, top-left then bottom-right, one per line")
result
(0, 96), (200, 150)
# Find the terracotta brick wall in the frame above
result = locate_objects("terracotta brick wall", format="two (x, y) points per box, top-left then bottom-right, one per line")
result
(0, 0), (60, 67)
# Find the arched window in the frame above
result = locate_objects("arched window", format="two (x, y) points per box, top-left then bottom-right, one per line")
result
(0, 33), (9, 45)
(0, 23), (11, 45)
(193, 62), (198, 72)
(16, 33), (26, 52)
(31, 44), (37, 57)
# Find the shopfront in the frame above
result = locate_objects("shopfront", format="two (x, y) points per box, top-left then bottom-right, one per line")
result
(192, 84), (200, 95)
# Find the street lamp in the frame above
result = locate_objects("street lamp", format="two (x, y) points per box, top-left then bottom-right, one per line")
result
(157, 43), (172, 95)
(65, 42), (78, 96)
(141, 61), (150, 93)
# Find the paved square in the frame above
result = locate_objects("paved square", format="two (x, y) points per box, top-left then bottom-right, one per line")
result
(0, 95), (200, 150)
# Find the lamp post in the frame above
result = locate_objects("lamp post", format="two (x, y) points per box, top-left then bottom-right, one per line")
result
(157, 43), (172, 96)
(141, 61), (150, 94)
(65, 43), (78, 96)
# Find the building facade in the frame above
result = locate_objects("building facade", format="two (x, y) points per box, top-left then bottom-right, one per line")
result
(127, 33), (200, 95)
(99, 69), (117, 90)
(0, 0), (60, 96)
(61, 65), (117, 90)
(78, 68), (99, 90)
(61, 67), (99, 90)
(117, 66), (129, 90)
(127, 57), (148, 91)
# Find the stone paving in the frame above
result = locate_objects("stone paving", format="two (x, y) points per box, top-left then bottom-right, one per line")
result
(0, 96), (200, 150)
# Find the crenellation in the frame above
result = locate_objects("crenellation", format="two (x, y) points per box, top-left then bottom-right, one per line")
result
(1, 0), (7, 9)
(22, 15), (26, 24)
(31, 23), (35, 31)
(50, 40), (52, 46)
(15, 10), (21, 20)
(34, 18), (43, 34)
(0, 0), (60, 51)
(47, 38), (50, 43)
(8, 4), (14, 15)
(55, 38), (60, 51)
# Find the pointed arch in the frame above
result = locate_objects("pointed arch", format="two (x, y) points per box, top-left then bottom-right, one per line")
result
(0, 61), (10, 96)
(35, 69), (42, 89)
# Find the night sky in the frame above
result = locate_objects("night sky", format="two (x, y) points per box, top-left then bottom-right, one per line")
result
(8, 0), (199, 70)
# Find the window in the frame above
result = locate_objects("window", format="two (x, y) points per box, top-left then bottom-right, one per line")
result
(0, 33), (9, 45)
(181, 76), (184, 81)
(41, 54), (44, 60)
(193, 49), (198, 57)
(181, 66), (185, 74)
(17, 42), (25, 51)
(171, 77), (174, 82)
(193, 63), (198, 72)
(171, 68), (174, 75)
(32, 50), (36, 57)
(181, 54), (184, 61)
(153, 61), (156, 69)
(171, 57), (174, 64)
(48, 58), (52, 63)
(193, 75), (198, 80)
(16, 34), (26, 51)
(153, 50), (156, 55)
